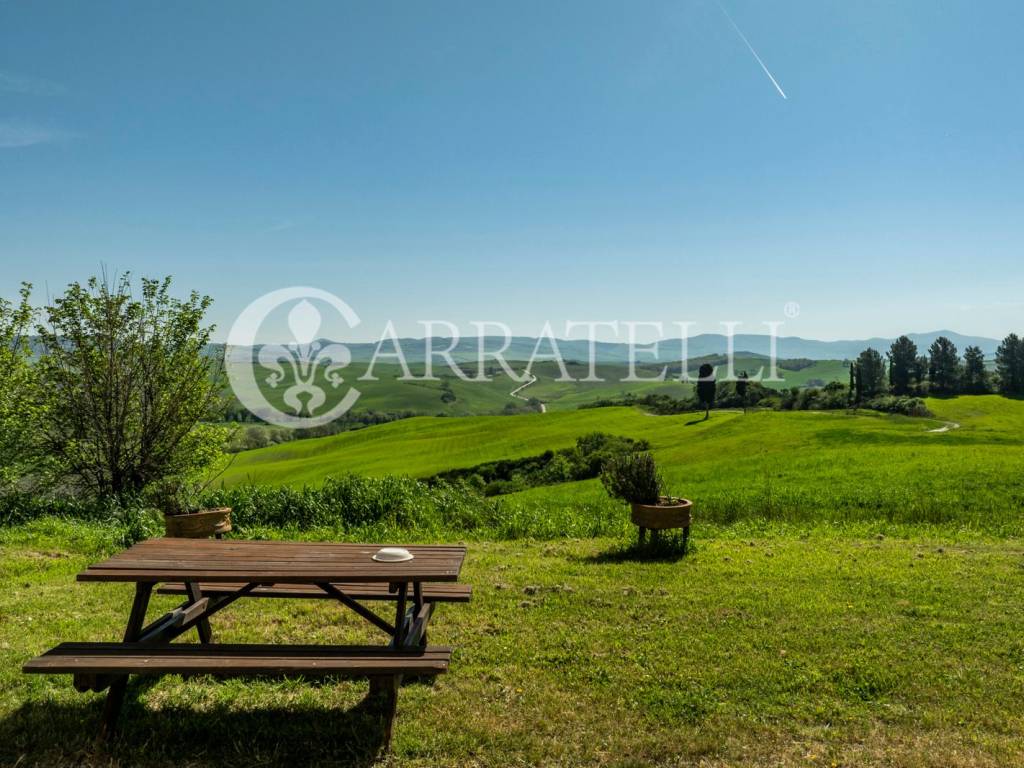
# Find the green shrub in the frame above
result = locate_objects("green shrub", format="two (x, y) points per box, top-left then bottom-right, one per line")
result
(864, 395), (931, 417)
(427, 432), (648, 495)
(601, 451), (662, 505)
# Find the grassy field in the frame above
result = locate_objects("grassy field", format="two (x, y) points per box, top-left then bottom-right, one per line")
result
(4, 396), (1022, 765)
(217, 396), (1024, 534)
(3, 520), (1024, 767)
(226, 357), (850, 418)
(230, 361), (516, 418)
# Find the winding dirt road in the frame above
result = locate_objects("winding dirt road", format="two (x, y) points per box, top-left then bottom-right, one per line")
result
(510, 373), (546, 413)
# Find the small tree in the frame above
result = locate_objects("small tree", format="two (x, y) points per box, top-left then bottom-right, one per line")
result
(36, 274), (228, 501)
(961, 345), (989, 394)
(696, 363), (716, 420)
(928, 336), (960, 395)
(735, 370), (750, 413)
(0, 283), (40, 490)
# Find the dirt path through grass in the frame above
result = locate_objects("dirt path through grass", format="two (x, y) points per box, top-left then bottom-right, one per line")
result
(510, 371), (545, 412)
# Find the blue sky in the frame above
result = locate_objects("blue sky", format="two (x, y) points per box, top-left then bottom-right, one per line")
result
(2, 0), (1023, 343)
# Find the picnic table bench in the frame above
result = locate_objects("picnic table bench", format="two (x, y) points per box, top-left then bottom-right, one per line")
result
(23, 537), (470, 748)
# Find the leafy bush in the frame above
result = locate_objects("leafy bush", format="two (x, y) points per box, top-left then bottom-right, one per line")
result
(863, 395), (932, 417)
(601, 451), (662, 505)
(428, 433), (649, 496)
(36, 274), (227, 500)
(0, 283), (40, 492)
(780, 384), (849, 411)
(501, 400), (544, 415)
(715, 380), (772, 409)
(777, 384), (930, 417)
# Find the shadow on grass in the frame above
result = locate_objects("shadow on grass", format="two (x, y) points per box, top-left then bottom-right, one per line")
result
(580, 536), (692, 564)
(0, 678), (392, 768)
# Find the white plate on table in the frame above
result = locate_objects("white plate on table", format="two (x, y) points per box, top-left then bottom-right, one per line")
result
(372, 547), (414, 562)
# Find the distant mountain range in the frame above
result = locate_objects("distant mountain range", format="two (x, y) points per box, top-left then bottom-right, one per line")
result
(32, 331), (998, 364)
(222, 330), (1002, 364)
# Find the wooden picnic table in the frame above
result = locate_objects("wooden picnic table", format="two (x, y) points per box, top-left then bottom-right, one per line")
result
(24, 537), (471, 747)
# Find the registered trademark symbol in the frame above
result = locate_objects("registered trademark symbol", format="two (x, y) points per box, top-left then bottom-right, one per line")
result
(783, 301), (801, 319)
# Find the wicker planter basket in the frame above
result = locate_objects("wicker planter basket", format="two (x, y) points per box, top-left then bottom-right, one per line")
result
(163, 507), (232, 539)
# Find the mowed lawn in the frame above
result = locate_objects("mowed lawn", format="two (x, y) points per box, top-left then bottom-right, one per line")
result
(2, 522), (1023, 767)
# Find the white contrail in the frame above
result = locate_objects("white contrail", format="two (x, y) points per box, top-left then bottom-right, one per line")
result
(716, 1), (788, 99)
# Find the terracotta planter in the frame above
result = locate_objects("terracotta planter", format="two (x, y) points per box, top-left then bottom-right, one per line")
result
(630, 497), (693, 530)
(163, 507), (232, 539)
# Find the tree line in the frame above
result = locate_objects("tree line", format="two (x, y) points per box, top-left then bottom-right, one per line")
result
(850, 334), (1024, 401)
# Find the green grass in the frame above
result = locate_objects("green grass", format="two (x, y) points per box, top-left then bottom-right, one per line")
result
(229, 361), (517, 418)
(5, 397), (1023, 764)
(220, 406), (683, 485)
(217, 395), (1024, 534)
(2, 519), (1024, 767)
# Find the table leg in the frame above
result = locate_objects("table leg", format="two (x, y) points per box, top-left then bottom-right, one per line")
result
(392, 582), (408, 646)
(368, 674), (399, 749)
(100, 582), (153, 740)
(379, 581), (410, 747)
(413, 582), (426, 645)
(413, 581), (423, 614)
(185, 581), (212, 643)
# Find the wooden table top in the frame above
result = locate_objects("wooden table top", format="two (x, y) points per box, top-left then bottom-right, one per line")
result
(77, 538), (467, 584)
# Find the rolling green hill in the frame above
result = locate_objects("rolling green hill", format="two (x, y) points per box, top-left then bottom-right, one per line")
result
(217, 395), (1024, 530)
(225, 356), (852, 419)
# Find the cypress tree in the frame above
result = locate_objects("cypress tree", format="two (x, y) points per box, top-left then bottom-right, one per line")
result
(696, 363), (716, 420)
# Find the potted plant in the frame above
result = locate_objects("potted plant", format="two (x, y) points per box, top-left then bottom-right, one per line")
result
(156, 477), (232, 539)
(601, 452), (692, 545)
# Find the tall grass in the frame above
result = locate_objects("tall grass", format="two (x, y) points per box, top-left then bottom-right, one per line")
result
(204, 475), (626, 540)
(3, 462), (1021, 543)
(0, 475), (630, 543)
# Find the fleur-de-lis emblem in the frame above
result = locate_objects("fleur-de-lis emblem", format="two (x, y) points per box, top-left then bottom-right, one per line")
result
(257, 300), (352, 416)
